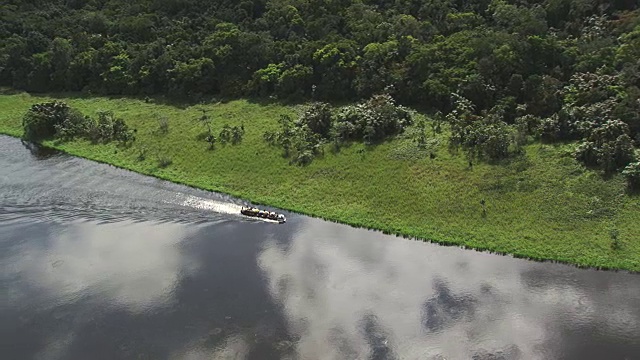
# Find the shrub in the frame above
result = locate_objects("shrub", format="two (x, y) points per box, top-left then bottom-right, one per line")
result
(515, 115), (542, 139)
(359, 94), (413, 144)
(22, 101), (70, 141)
(264, 94), (412, 165)
(157, 115), (169, 134)
(622, 161), (640, 190)
(333, 105), (363, 141)
(219, 124), (232, 143)
(447, 94), (514, 161)
(85, 111), (135, 144)
(231, 125), (244, 144)
(539, 108), (579, 142)
(157, 155), (172, 168)
(610, 229), (621, 250)
(298, 102), (333, 138)
(574, 120), (636, 173)
(22, 101), (134, 145)
(331, 94), (413, 145)
(205, 134), (216, 149)
(218, 124), (245, 145)
(54, 109), (90, 140)
(481, 122), (512, 160)
(136, 147), (147, 161)
(264, 114), (323, 165)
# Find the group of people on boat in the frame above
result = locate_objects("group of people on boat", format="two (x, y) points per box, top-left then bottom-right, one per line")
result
(241, 207), (286, 223)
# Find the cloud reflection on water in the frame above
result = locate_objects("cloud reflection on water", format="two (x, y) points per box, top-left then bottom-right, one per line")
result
(4, 220), (198, 314)
(259, 217), (640, 359)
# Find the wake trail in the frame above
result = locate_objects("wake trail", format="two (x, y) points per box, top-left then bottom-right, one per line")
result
(171, 195), (281, 224)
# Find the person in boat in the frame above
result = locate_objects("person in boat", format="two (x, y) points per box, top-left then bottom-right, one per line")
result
(242, 207), (258, 216)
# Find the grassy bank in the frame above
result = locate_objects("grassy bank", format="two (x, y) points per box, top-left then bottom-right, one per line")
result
(1, 91), (638, 271)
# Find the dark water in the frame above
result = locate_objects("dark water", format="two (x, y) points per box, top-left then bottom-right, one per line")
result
(1, 135), (639, 360)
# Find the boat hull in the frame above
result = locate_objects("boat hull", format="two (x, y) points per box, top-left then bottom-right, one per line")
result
(241, 208), (286, 223)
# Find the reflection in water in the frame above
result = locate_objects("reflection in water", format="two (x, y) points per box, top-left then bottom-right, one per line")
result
(1, 135), (639, 360)
(259, 218), (640, 359)
(3, 221), (197, 313)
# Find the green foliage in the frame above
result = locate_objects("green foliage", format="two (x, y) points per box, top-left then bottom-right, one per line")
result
(54, 109), (90, 140)
(85, 111), (135, 144)
(514, 114), (542, 145)
(195, 109), (216, 149)
(22, 101), (70, 141)
(358, 94), (413, 144)
(3, 94), (640, 271)
(0, 0), (637, 115)
(490, 0), (548, 35)
(265, 93), (412, 164)
(157, 155), (172, 168)
(264, 114), (324, 166)
(168, 57), (215, 97)
(22, 101), (134, 144)
(298, 102), (333, 139)
(219, 124), (245, 145)
(333, 94), (413, 144)
(622, 161), (640, 190)
(219, 124), (232, 144)
(574, 120), (637, 173)
(447, 94), (515, 161)
(157, 115), (169, 135)
(610, 228), (621, 251)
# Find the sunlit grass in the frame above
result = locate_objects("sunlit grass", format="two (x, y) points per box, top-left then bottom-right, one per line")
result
(1, 91), (638, 271)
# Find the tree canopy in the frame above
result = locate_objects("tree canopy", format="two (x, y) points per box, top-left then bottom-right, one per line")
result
(2, 1), (640, 172)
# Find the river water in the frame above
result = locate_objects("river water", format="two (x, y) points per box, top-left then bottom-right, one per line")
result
(0, 135), (638, 360)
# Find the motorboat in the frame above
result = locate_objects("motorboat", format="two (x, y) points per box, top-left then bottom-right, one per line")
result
(241, 206), (286, 223)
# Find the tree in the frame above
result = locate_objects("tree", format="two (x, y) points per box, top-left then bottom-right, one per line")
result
(262, 1), (306, 40)
(489, 0), (548, 36)
(168, 57), (216, 96)
(298, 102), (333, 138)
(277, 64), (313, 100)
(574, 120), (637, 172)
(447, 94), (514, 161)
(22, 101), (70, 141)
(26, 52), (52, 92)
(312, 41), (358, 100)
(622, 161), (640, 191)
(355, 40), (405, 98)
(50, 38), (73, 89)
(252, 63), (283, 96)
(101, 52), (134, 95)
(195, 109), (216, 149)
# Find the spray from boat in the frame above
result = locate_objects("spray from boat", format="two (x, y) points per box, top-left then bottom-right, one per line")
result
(177, 195), (285, 223)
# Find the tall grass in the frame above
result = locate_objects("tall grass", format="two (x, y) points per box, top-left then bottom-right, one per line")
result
(0, 91), (638, 271)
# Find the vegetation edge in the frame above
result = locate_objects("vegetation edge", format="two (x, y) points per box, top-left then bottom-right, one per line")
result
(1, 129), (636, 273)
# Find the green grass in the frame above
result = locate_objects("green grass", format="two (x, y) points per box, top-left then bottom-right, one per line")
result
(1, 91), (639, 271)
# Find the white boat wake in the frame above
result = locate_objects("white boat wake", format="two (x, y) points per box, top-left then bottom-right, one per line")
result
(177, 195), (281, 223)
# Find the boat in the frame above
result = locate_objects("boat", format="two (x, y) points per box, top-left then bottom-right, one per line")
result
(241, 206), (286, 223)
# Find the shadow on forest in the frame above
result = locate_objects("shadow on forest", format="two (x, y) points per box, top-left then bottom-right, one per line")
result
(27, 91), (206, 110)
(11, 88), (399, 119)
(22, 89), (317, 110)
(0, 87), (22, 96)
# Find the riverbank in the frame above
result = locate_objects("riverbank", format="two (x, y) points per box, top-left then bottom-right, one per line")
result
(1, 91), (638, 271)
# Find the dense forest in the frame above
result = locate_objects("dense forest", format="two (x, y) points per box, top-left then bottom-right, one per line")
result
(2, 0), (640, 179)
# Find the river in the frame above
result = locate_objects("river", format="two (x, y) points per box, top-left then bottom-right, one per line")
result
(1, 135), (638, 360)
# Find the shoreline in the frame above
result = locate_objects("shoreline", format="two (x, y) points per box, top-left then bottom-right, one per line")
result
(1, 93), (638, 272)
(1, 132), (636, 274)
